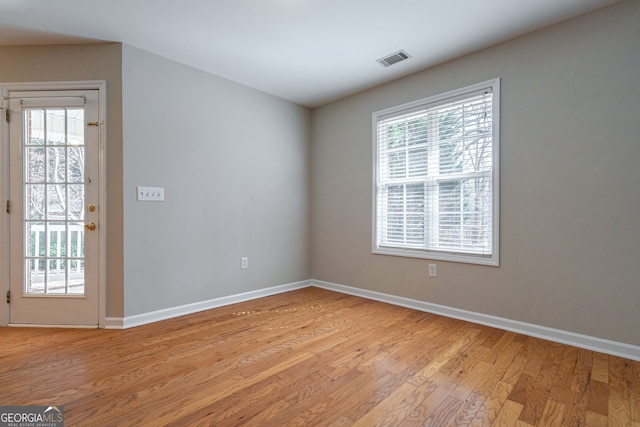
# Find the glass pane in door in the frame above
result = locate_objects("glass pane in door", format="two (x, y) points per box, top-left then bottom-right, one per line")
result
(23, 107), (85, 295)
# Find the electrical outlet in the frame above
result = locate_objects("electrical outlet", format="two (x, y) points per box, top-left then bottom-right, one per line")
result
(241, 257), (249, 269)
(428, 264), (437, 277)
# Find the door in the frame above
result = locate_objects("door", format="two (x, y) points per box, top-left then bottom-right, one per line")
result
(8, 89), (101, 326)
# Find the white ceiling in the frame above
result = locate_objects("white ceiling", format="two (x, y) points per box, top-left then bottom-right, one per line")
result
(0, 0), (620, 107)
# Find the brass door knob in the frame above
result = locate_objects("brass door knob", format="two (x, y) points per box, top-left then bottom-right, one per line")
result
(85, 222), (96, 231)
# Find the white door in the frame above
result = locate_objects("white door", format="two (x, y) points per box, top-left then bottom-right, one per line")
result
(8, 89), (101, 326)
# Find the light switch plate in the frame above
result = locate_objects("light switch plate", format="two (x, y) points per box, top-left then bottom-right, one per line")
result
(137, 186), (165, 202)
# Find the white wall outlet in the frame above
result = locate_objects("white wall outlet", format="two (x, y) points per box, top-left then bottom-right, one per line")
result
(428, 263), (437, 277)
(137, 186), (165, 202)
(241, 257), (249, 269)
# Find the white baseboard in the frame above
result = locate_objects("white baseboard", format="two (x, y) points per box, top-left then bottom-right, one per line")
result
(104, 280), (312, 329)
(311, 279), (640, 361)
(102, 277), (639, 361)
(8, 323), (98, 329)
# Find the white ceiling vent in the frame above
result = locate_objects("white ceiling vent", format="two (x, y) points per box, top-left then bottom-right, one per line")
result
(376, 50), (412, 67)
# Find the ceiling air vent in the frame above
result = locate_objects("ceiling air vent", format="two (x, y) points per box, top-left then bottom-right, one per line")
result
(376, 50), (411, 67)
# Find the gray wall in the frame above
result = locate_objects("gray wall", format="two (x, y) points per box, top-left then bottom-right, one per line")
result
(2, 1), (638, 347)
(0, 43), (125, 318)
(310, 0), (640, 346)
(121, 45), (310, 316)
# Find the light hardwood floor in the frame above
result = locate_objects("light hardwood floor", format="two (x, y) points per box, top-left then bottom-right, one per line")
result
(1, 287), (639, 426)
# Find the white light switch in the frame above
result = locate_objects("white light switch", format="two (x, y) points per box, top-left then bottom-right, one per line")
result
(137, 186), (165, 202)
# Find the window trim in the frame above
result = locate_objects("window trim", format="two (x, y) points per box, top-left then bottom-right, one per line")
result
(371, 78), (500, 266)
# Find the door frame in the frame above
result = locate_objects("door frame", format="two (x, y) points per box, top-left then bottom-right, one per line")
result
(0, 81), (107, 328)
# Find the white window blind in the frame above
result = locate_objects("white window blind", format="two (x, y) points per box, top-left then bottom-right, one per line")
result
(373, 79), (499, 265)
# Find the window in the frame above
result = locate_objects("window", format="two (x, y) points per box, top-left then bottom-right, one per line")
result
(373, 79), (499, 265)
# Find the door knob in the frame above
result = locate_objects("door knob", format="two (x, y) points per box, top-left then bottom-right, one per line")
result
(85, 222), (96, 231)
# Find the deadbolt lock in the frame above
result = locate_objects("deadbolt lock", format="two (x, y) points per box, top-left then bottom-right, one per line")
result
(88, 204), (96, 212)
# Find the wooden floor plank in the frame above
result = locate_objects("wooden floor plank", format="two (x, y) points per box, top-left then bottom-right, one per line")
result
(483, 332), (517, 363)
(402, 381), (457, 426)
(351, 382), (417, 427)
(413, 394), (462, 427)
(502, 343), (534, 385)
(1, 287), (639, 426)
(586, 410), (609, 426)
(560, 356), (593, 426)
(592, 353), (610, 384)
(471, 381), (514, 427)
(631, 361), (640, 422)
(609, 396), (632, 427)
(538, 398), (566, 427)
(451, 360), (495, 401)
(491, 399), (524, 427)
(549, 346), (580, 405)
(446, 392), (486, 427)
(518, 383), (551, 425)
(588, 380), (610, 416)
(409, 327), (481, 386)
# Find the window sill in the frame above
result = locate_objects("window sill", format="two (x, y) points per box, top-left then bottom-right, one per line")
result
(372, 246), (499, 266)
